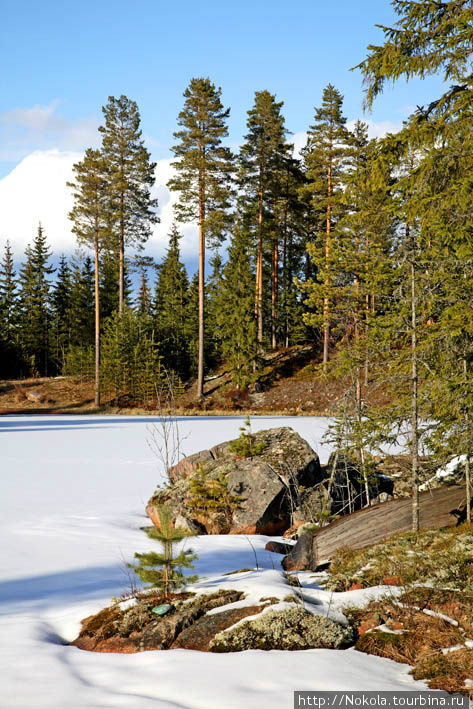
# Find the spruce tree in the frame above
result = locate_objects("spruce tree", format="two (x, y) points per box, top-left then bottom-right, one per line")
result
(100, 308), (163, 406)
(300, 85), (348, 367)
(69, 255), (95, 348)
(206, 250), (224, 369)
(17, 225), (54, 376)
(153, 225), (190, 378)
(99, 95), (158, 313)
(356, 0), (473, 118)
(168, 78), (234, 400)
(278, 155), (307, 347)
(135, 257), (154, 316)
(0, 241), (20, 376)
(100, 250), (121, 320)
(51, 254), (72, 371)
(185, 273), (200, 380)
(68, 148), (109, 406)
(216, 225), (257, 390)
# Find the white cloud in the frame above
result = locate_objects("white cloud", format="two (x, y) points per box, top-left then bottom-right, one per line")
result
(0, 150), (198, 263)
(0, 117), (403, 266)
(346, 118), (403, 139)
(293, 119), (403, 159)
(0, 101), (100, 163)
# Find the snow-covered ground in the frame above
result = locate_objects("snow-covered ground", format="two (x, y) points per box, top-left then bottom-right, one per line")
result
(1, 414), (427, 708)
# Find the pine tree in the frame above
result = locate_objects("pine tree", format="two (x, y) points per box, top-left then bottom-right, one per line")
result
(0, 241), (21, 376)
(68, 148), (109, 406)
(187, 465), (241, 534)
(99, 95), (158, 313)
(128, 504), (197, 598)
(239, 90), (291, 347)
(168, 78), (234, 400)
(17, 225), (55, 376)
(153, 225), (190, 378)
(274, 155), (303, 347)
(215, 225), (257, 390)
(300, 85), (348, 367)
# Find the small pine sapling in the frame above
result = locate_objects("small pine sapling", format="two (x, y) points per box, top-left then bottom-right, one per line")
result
(128, 505), (197, 599)
(188, 464), (241, 533)
(229, 416), (268, 458)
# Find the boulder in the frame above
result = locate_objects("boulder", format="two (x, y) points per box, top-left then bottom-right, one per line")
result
(171, 605), (264, 651)
(71, 590), (244, 653)
(25, 389), (45, 403)
(265, 541), (294, 555)
(209, 606), (354, 652)
(281, 530), (316, 571)
(169, 450), (214, 483)
(148, 427), (323, 535)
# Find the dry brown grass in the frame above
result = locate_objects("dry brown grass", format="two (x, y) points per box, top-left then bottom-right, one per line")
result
(349, 591), (473, 697)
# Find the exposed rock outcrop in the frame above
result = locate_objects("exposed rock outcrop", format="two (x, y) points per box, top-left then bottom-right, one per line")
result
(148, 427), (323, 535)
(71, 591), (353, 654)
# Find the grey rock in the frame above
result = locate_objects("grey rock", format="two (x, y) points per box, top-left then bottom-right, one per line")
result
(150, 426), (322, 535)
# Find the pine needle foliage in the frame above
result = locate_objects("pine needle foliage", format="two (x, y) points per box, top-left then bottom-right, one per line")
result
(187, 464), (242, 534)
(128, 505), (197, 598)
(229, 416), (268, 458)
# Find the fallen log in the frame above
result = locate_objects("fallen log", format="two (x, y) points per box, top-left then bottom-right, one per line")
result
(282, 484), (467, 571)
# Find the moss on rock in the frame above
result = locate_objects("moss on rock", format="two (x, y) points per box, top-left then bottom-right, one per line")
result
(209, 606), (354, 652)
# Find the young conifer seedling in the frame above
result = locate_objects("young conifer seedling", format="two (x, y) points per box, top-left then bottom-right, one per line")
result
(128, 504), (197, 599)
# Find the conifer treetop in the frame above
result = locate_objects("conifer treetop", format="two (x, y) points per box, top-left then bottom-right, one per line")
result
(356, 0), (473, 113)
(168, 77), (234, 245)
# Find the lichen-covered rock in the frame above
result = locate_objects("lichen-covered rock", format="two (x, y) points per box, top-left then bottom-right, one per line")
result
(71, 590), (243, 653)
(148, 427), (322, 535)
(209, 606), (354, 652)
(171, 605), (265, 651)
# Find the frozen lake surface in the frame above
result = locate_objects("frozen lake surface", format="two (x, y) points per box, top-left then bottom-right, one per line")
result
(0, 415), (426, 708)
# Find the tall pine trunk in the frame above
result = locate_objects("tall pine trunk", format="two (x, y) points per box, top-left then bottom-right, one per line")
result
(94, 227), (101, 408)
(283, 226), (288, 347)
(256, 166), (264, 344)
(197, 161), (206, 401)
(118, 126), (125, 314)
(463, 358), (471, 523)
(323, 159), (332, 368)
(119, 220), (124, 314)
(271, 240), (278, 349)
(411, 254), (420, 532)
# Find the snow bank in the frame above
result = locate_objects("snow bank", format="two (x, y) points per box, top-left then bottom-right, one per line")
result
(0, 415), (428, 708)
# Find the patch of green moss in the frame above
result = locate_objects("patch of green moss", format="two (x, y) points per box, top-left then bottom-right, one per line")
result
(356, 630), (405, 654)
(412, 655), (458, 681)
(80, 606), (123, 640)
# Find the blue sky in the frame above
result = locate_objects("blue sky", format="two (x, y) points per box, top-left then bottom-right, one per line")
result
(0, 0), (446, 267)
(1, 0), (445, 175)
